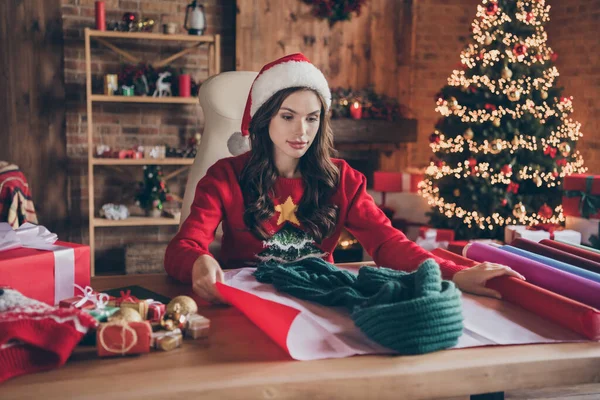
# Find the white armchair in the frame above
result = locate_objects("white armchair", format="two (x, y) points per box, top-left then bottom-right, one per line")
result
(180, 71), (258, 257)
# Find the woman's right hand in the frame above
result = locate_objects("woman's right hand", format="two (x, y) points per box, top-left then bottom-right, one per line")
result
(191, 254), (227, 303)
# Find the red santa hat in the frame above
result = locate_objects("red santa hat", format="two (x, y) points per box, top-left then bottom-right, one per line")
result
(0, 287), (97, 383)
(227, 53), (332, 156)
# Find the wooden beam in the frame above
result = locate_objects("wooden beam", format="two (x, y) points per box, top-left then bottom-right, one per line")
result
(153, 44), (202, 68)
(95, 37), (140, 64)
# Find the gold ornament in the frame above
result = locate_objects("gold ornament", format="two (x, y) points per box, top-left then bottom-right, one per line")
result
(508, 89), (521, 101)
(558, 142), (571, 157)
(501, 67), (513, 80)
(513, 203), (526, 219)
(490, 139), (503, 154)
(453, 189), (461, 197)
(534, 176), (542, 187)
(511, 135), (519, 146)
(540, 90), (548, 100)
(447, 96), (458, 108)
(167, 295), (198, 316)
(161, 311), (187, 331)
(463, 128), (474, 140)
(108, 307), (143, 322)
(484, 36), (493, 45)
(493, 118), (501, 127)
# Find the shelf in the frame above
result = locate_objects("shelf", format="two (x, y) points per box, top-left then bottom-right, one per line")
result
(87, 29), (216, 43)
(90, 95), (199, 104)
(92, 158), (195, 166)
(93, 216), (180, 227)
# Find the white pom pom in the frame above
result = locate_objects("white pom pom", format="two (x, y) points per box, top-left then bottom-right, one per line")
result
(227, 131), (251, 156)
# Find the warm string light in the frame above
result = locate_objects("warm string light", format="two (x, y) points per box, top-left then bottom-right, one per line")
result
(448, 67), (559, 95)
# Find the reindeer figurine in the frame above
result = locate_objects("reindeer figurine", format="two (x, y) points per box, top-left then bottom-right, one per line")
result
(153, 71), (172, 97)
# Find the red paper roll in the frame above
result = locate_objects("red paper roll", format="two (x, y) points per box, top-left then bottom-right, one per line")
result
(431, 248), (600, 340)
(95, 1), (106, 31)
(511, 238), (600, 274)
(178, 74), (191, 97)
(540, 239), (600, 264)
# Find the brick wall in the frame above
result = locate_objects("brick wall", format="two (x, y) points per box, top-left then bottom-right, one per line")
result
(60, 0), (235, 273)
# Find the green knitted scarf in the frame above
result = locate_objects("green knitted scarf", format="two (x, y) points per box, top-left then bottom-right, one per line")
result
(254, 258), (464, 355)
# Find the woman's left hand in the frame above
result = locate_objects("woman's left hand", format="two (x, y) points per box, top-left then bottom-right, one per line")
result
(452, 262), (526, 299)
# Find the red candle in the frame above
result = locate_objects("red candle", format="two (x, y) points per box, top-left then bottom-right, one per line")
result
(350, 101), (362, 120)
(178, 74), (191, 97)
(95, 1), (106, 31)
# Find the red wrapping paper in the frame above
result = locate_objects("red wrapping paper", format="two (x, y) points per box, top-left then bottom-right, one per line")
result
(447, 241), (469, 255)
(97, 321), (152, 357)
(431, 248), (600, 340)
(511, 238), (600, 275)
(0, 241), (90, 305)
(540, 239), (600, 264)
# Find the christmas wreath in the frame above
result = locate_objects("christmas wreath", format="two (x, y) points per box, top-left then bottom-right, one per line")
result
(302, 0), (367, 26)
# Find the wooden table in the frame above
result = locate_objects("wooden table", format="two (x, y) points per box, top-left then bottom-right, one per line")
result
(2, 273), (600, 400)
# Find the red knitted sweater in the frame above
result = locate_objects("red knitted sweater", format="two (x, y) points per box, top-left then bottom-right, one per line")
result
(164, 153), (465, 283)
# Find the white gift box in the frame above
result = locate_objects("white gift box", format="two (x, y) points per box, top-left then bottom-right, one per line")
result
(565, 216), (600, 245)
(504, 225), (581, 245)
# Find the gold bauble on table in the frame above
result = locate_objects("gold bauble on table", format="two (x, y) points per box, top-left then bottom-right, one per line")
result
(167, 295), (198, 316)
(108, 307), (143, 322)
(463, 128), (474, 140)
(490, 139), (503, 154)
(501, 67), (513, 80)
(513, 203), (526, 219)
(558, 142), (571, 157)
(507, 89), (521, 101)
(540, 90), (548, 100)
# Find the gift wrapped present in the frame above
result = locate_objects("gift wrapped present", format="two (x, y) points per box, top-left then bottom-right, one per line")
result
(562, 174), (600, 218)
(0, 223), (90, 306)
(415, 227), (455, 251)
(373, 169), (424, 194)
(59, 285), (113, 310)
(151, 329), (183, 351)
(505, 224), (581, 245)
(146, 300), (166, 322)
(107, 289), (139, 307)
(120, 300), (149, 320)
(565, 216), (600, 246)
(97, 321), (152, 357)
(185, 314), (210, 340)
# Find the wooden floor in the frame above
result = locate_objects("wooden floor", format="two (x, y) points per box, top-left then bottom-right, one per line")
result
(441, 384), (600, 400)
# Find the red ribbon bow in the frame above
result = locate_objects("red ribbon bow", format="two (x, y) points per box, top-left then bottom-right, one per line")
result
(544, 146), (557, 158)
(526, 223), (563, 239)
(116, 290), (139, 304)
(507, 182), (520, 194)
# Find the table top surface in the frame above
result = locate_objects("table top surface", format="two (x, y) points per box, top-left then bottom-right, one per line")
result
(2, 272), (600, 400)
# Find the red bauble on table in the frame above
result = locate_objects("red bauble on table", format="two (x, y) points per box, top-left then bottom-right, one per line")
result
(538, 204), (553, 219)
(485, 1), (499, 15)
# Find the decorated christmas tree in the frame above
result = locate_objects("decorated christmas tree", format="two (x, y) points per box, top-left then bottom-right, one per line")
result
(419, 0), (587, 240)
(136, 165), (169, 214)
(256, 223), (327, 264)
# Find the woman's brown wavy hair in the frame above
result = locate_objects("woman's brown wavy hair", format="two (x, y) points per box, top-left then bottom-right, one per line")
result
(239, 87), (339, 242)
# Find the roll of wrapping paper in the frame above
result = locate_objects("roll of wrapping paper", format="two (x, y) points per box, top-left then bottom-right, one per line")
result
(557, 239), (600, 255)
(511, 238), (600, 275)
(463, 242), (600, 309)
(540, 239), (600, 264)
(500, 245), (600, 284)
(431, 248), (600, 340)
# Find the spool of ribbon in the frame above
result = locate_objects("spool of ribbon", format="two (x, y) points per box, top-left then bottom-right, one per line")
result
(564, 176), (600, 218)
(526, 223), (563, 240)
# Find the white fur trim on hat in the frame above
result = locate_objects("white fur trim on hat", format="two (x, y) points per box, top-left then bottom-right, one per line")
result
(227, 131), (251, 156)
(249, 61), (332, 117)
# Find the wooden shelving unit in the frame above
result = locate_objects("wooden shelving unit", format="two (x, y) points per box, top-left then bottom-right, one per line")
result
(84, 28), (221, 275)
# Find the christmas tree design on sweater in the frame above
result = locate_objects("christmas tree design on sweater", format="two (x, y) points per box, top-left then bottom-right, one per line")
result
(256, 196), (328, 264)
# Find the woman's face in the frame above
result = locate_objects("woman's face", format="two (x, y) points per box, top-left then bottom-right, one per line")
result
(268, 90), (322, 162)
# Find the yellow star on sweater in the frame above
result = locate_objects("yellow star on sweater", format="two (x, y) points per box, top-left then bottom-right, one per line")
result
(274, 196), (300, 226)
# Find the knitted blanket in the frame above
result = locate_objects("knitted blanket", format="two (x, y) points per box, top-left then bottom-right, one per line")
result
(254, 258), (464, 355)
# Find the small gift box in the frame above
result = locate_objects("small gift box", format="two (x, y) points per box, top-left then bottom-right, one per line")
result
(562, 174), (600, 218)
(373, 169), (424, 194)
(504, 224), (581, 245)
(59, 296), (96, 310)
(151, 329), (183, 351)
(97, 321), (152, 357)
(185, 314), (210, 340)
(107, 289), (139, 307)
(415, 227), (455, 251)
(58, 285), (112, 310)
(120, 300), (149, 320)
(84, 306), (119, 323)
(565, 216), (600, 246)
(146, 300), (166, 322)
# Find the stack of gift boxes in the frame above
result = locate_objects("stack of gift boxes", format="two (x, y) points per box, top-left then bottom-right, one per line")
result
(563, 174), (600, 249)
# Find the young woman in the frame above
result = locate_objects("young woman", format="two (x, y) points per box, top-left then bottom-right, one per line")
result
(165, 53), (524, 303)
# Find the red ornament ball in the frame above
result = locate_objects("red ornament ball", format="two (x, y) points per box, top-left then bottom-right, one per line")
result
(513, 44), (528, 56)
(484, 103), (497, 111)
(526, 12), (534, 22)
(500, 198), (508, 207)
(467, 157), (478, 167)
(123, 12), (136, 22)
(551, 52), (558, 62)
(538, 204), (553, 219)
(429, 132), (441, 144)
(552, 171), (559, 178)
(501, 164), (512, 174)
(485, 1), (499, 15)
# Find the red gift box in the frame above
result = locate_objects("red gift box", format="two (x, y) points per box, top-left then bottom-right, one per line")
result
(97, 321), (152, 357)
(0, 241), (90, 306)
(562, 174), (600, 218)
(147, 301), (166, 322)
(373, 170), (424, 194)
(418, 227), (455, 242)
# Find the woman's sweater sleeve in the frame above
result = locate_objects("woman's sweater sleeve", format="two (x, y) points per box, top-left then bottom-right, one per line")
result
(164, 161), (230, 283)
(342, 166), (466, 280)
